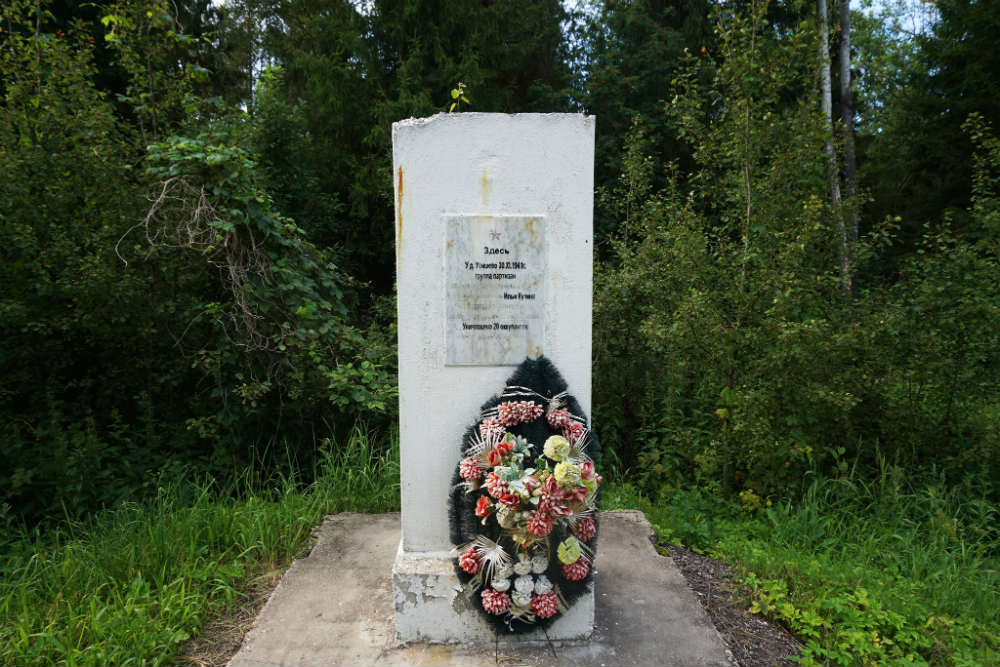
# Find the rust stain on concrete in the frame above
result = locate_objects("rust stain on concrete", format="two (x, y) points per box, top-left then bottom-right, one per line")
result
(480, 170), (491, 207)
(396, 166), (404, 259)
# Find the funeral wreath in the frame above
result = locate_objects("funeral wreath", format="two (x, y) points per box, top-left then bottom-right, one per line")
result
(449, 357), (601, 632)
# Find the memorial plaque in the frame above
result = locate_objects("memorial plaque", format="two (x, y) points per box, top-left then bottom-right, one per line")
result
(445, 215), (546, 365)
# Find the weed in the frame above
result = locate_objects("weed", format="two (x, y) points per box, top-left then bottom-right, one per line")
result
(0, 424), (399, 666)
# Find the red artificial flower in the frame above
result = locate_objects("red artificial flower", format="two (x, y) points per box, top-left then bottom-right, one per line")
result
(488, 450), (502, 467)
(581, 460), (602, 486)
(531, 592), (559, 619)
(565, 485), (588, 504)
(562, 556), (590, 581)
(527, 510), (554, 537)
(573, 516), (597, 542)
(498, 401), (544, 426)
(498, 492), (520, 507)
(479, 416), (504, 439)
(539, 476), (571, 516)
(564, 421), (585, 444)
(523, 475), (540, 494)
(547, 408), (572, 429)
(475, 495), (493, 518)
(495, 439), (514, 456)
(497, 402), (519, 427)
(481, 588), (510, 614)
(459, 547), (480, 574)
(485, 472), (508, 498)
(459, 457), (484, 481)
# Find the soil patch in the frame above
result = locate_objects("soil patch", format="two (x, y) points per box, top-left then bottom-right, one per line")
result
(663, 542), (804, 667)
(181, 569), (283, 667)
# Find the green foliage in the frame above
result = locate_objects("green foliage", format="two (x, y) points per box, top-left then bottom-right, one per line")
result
(594, 0), (1000, 502)
(604, 472), (1000, 667)
(0, 0), (397, 524)
(578, 0), (713, 243)
(141, 113), (397, 420)
(860, 0), (1000, 252)
(448, 82), (470, 113)
(0, 426), (399, 667)
(0, 0), (205, 520)
(258, 0), (574, 286)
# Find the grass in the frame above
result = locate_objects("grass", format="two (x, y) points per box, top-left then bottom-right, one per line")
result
(5, 427), (998, 667)
(0, 425), (399, 667)
(604, 468), (1000, 667)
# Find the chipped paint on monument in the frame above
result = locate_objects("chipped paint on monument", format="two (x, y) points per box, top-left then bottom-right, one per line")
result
(445, 215), (546, 365)
(392, 572), (460, 612)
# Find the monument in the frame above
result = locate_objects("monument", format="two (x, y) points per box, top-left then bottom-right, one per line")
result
(392, 113), (595, 643)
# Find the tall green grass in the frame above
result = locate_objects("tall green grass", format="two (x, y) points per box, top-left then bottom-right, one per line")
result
(0, 425), (399, 667)
(605, 467), (1000, 667)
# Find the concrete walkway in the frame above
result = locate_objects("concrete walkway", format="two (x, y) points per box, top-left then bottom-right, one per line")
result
(229, 510), (733, 667)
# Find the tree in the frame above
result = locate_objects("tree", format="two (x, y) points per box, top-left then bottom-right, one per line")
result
(818, 0), (849, 290)
(860, 0), (1000, 257)
(579, 0), (712, 245)
(254, 0), (574, 289)
(839, 0), (858, 266)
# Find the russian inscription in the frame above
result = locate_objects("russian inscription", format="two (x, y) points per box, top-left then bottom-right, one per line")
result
(445, 215), (546, 365)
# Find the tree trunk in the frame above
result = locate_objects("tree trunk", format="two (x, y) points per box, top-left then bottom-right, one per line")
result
(839, 0), (858, 269)
(818, 0), (850, 292)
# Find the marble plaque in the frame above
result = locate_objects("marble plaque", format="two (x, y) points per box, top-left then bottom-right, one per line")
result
(445, 215), (546, 365)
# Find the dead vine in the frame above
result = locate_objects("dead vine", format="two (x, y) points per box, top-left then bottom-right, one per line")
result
(117, 175), (274, 352)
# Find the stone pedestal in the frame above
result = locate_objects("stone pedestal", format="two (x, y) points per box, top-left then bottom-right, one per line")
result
(391, 113), (595, 643)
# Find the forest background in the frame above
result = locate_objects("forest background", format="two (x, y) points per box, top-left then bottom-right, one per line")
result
(1, 0), (998, 665)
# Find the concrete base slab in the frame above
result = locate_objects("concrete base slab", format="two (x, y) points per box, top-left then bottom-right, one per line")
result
(228, 511), (733, 667)
(392, 543), (594, 642)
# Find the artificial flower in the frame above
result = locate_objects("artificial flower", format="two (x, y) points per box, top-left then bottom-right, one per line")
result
(546, 408), (572, 429)
(562, 556), (590, 581)
(496, 505), (516, 528)
(475, 496), (492, 518)
(481, 588), (510, 614)
(553, 461), (581, 487)
(565, 485), (588, 504)
(485, 472), (508, 498)
(531, 592), (559, 619)
(514, 575), (535, 594)
(526, 510), (554, 537)
(557, 537), (582, 565)
(498, 492), (520, 507)
(459, 547), (480, 574)
(534, 574), (553, 594)
(459, 457), (484, 481)
(479, 416), (505, 439)
(543, 435), (571, 461)
(564, 421), (584, 444)
(530, 554), (548, 574)
(512, 591), (532, 607)
(573, 516), (596, 542)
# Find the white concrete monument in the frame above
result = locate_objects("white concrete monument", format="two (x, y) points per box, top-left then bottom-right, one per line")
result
(392, 113), (595, 643)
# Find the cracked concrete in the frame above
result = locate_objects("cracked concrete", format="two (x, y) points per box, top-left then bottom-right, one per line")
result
(228, 511), (734, 667)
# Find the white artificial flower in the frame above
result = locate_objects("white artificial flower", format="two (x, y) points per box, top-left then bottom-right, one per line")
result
(514, 575), (535, 594)
(530, 554), (548, 574)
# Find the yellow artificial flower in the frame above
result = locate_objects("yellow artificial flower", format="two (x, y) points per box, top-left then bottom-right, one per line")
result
(543, 435), (571, 461)
(553, 461), (581, 486)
